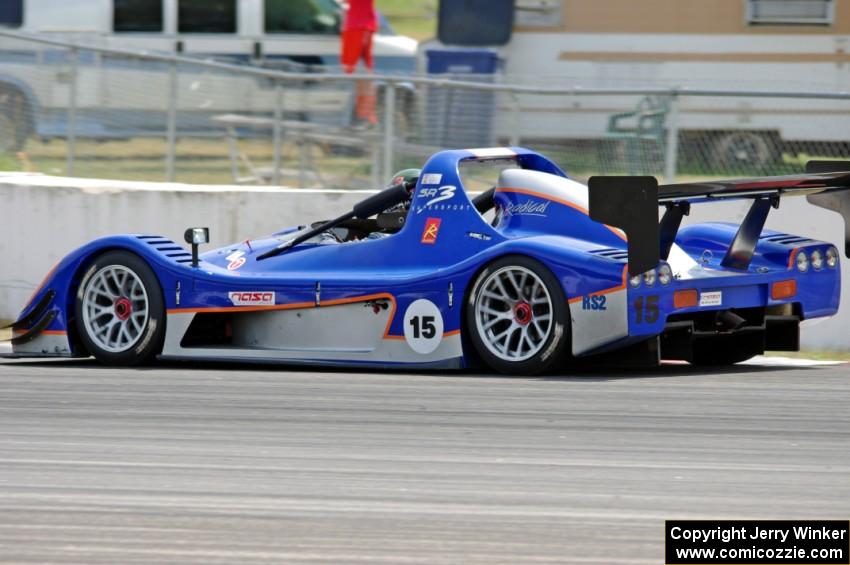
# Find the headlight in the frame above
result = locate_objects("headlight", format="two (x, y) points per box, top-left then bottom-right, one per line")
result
(658, 264), (672, 285)
(643, 269), (656, 287)
(795, 250), (809, 273)
(826, 246), (838, 269)
(629, 275), (642, 288)
(811, 249), (824, 271)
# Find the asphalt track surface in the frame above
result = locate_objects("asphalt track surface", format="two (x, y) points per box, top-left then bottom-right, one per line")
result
(0, 352), (848, 564)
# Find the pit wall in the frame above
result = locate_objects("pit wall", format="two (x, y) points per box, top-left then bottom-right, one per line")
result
(0, 173), (847, 350)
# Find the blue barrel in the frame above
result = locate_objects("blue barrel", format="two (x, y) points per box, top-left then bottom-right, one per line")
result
(424, 48), (501, 149)
(426, 49), (501, 74)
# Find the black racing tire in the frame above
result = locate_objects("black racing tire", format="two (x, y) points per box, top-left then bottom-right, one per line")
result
(466, 255), (570, 375)
(75, 251), (166, 366)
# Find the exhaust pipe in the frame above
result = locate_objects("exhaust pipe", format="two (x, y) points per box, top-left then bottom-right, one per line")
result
(715, 310), (746, 331)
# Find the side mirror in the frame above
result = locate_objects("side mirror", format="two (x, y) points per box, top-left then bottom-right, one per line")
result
(184, 227), (210, 267)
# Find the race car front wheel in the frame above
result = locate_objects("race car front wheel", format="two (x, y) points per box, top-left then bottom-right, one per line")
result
(466, 256), (569, 375)
(75, 251), (166, 365)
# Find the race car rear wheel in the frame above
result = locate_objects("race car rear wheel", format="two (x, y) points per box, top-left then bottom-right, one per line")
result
(467, 256), (569, 375)
(75, 251), (165, 365)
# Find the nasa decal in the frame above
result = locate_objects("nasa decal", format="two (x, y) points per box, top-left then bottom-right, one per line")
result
(228, 291), (275, 306)
(402, 299), (444, 354)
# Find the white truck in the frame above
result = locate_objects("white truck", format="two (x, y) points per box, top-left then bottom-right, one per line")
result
(0, 0), (417, 150)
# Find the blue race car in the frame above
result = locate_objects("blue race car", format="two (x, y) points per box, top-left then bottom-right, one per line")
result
(4, 148), (849, 374)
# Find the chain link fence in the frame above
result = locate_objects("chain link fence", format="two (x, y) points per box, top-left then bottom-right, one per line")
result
(2, 30), (850, 189)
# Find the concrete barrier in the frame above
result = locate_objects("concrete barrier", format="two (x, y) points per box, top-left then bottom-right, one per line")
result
(0, 173), (366, 322)
(1, 173), (847, 350)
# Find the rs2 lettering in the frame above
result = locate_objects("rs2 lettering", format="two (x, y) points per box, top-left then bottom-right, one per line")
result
(581, 295), (607, 311)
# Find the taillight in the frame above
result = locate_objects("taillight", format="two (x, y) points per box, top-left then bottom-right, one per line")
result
(771, 280), (797, 300)
(826, 247), (838, 269)
(673, 289), (698, 309)
(795, 251), (809, 273)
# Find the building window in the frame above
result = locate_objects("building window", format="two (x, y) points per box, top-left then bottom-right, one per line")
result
(264, 0), (340, 34)
(114, 0), (163, 32)
(747, 0), (833, 25)
(0, 0), (23, 28)
(515, 0), (562, 28)
(179, 0), (237, 33)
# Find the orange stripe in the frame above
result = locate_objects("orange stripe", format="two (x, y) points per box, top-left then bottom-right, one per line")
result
(21, 261), (60, 312)
(168, 292), (400, 340)
(167, 301), (314, 315)
(568, 284), (626, 304)
(12, 329), (67, 336)
(497, 187), (628, 242)
(568, 266), (629, 304)
(444, 329), (461, 337)
(500, 187), (591, 215)
(787, 248), (800, 270)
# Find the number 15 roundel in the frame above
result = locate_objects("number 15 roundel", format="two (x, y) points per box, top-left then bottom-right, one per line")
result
(403, 299), (444, 354)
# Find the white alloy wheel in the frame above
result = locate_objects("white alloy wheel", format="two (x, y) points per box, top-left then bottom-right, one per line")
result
(81, 265), (150, 353)
(473, 265), (554, 362)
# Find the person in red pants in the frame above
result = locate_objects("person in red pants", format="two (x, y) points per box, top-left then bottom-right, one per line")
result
(341, 0), (378, 125)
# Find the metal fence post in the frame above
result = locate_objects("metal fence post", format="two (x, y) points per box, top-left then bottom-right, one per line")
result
(272, 81), (283, 186)
(297, 78), (307, 187)
(509, 93), (521, 147)
(382, 82), (396, 181)
(664, 93), (680, 183)
(65, 47), (78, 176)
(165, 60), (178, 182)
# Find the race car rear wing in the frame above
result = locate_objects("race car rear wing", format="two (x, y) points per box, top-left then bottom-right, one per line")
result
(588, 161), (850, 275)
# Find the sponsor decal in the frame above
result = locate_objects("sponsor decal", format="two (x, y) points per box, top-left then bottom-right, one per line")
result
(581, 295), (607, 311)
(228, 291), (275, 306)
(365, 300), (390, 315)
(699, 290), (722, 307)
(503, 200), (550, 218)
(466, 231), (492, 241)
(414, 184), (472, 214)
(226, 250), (246, 271)
(420, 173), (442, 185)
(421, 217), (441, 244)
(418, 184), (456, 205)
